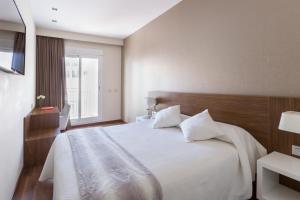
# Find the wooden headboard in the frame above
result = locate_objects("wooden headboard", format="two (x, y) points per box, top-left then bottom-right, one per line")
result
(149, 91), (300, 154)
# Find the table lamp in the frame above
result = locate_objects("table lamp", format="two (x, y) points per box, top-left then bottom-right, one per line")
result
(145, 97), (157, 117)
(279, 111), (300, 134)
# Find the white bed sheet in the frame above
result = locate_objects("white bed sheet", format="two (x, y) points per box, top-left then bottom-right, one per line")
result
(40, 120), (257, 200)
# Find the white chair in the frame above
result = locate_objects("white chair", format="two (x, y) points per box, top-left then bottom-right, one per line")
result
(59, 104), (71, 131)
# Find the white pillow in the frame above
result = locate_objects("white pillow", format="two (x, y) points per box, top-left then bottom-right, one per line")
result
(152, 105), (181, 128)
(175, 114), (191, 128)
(180, 109), (223, 142)
(180, 114), (190, 121)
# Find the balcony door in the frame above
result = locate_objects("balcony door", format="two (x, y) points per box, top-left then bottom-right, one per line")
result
(65, 55), (102, 125)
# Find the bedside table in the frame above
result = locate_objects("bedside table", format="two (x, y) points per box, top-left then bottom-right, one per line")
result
(257, 151), (300, 200)
(136, 115), (151, 122)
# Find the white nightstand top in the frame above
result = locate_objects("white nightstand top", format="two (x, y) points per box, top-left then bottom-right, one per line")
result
(258, 151), (300, 182)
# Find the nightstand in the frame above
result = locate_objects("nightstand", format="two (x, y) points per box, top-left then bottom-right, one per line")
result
(136, 115), (151, 122)
(257, 151), (300, 200)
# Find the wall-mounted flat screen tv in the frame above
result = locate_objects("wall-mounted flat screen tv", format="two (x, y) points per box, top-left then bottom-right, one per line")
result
(0, 0), (26, 75)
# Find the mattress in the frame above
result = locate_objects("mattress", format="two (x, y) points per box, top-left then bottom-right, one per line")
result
(40, 120), (262, 200)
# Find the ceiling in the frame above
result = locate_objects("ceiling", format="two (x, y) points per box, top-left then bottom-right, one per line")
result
(0, 0), (24, 24)
(28, 0), (182, 39)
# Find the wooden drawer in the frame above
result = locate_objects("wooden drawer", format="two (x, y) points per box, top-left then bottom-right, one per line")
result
(24, 128), (59, 167)
(29, 108), (59, 131)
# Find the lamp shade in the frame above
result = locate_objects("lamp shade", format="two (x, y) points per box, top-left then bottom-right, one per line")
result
(279, 111), (300, 134)
(145, 97), (157, 107)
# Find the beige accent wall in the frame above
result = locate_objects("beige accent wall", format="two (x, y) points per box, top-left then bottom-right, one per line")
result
(123, 0), (300, 122)
(0, 0), (36, 199)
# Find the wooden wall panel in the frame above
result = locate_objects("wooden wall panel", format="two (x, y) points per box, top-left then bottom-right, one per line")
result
(149, 91), (300, 154)
(270, 98), (300, 154)
(150, 91), (272, 150)
(293, 99), (300, 148)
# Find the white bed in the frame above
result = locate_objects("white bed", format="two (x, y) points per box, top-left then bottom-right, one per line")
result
(40, 120), (266, 200)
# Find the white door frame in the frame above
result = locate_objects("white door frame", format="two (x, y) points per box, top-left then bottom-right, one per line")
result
(66, 55), (103, 126)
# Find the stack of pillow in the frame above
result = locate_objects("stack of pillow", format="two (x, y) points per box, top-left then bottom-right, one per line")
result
(151, 105), (268, 179)
(152, 105), (223, 142)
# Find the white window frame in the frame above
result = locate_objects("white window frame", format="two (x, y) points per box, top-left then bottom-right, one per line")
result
(65, 54), (104, 126)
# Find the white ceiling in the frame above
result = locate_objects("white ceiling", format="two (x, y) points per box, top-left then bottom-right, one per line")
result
(0, 0), (24, 24)
(29, 0), (182, 39)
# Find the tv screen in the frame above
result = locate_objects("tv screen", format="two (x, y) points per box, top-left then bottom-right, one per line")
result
(0, 0), (26, 75)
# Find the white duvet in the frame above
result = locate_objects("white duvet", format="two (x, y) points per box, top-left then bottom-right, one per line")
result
(40, 120), (266, 200)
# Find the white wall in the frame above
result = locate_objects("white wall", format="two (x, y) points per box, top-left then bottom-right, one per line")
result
(65, 40), (122, 121)
(0, 0), (36, 199)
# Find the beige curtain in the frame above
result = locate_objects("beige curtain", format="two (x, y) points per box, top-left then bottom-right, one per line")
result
(36, 36), (66, 111)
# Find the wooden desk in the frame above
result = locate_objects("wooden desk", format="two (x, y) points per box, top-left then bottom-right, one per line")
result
(24, 107), (60, 168)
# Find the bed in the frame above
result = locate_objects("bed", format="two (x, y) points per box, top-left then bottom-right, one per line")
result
(40, 118), (266, 200)
(39, 91), (281, 200)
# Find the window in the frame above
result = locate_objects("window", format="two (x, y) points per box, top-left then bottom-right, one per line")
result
(65, 55), (102, 125)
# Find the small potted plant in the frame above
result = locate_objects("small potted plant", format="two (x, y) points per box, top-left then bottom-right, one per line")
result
(36, 95), (46, 108)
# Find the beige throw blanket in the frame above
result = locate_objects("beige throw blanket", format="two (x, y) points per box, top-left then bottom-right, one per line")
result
(67, 128), (162, 200)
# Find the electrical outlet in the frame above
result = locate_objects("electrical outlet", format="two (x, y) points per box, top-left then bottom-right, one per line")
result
(292, 145), (300, 157)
